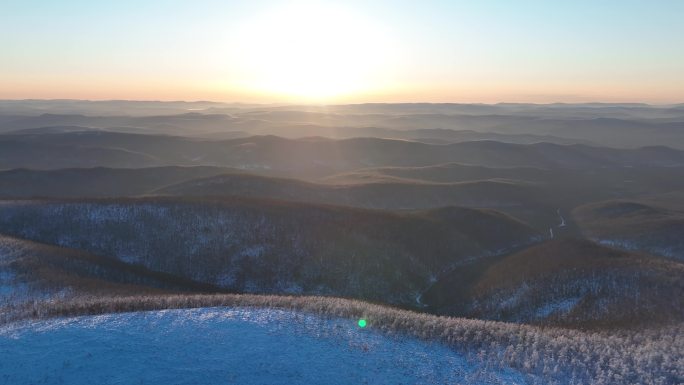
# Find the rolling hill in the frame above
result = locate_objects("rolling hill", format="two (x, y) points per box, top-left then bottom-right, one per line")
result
(421, 238), (684, 327)
(0, 166), (235, 198)
(3, 132), (684, 173)
(0, 197), (541, 308)
(154, 172), (555, 228)
(0, 234), (217, 309)
(573, 196), (684, 261)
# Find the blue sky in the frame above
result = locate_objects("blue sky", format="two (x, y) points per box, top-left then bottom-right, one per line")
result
(1, 0), (683, 102)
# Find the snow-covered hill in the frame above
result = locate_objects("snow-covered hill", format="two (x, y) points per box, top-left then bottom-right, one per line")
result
(0, 307), (527, 385)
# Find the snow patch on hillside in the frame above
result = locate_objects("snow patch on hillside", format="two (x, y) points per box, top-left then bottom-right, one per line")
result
(0, 307), (529, 385)
(533, 297), (580, 319)
(597, 238), (683, 261)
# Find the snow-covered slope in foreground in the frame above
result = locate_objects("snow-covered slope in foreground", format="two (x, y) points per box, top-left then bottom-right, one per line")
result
(0, 307), (526, 385)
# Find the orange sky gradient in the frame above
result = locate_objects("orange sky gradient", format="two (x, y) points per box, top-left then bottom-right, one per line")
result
(2, 1), (683, 104)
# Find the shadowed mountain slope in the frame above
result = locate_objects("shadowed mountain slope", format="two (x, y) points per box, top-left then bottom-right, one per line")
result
(0, 197), (540, 308)
(154, 172), (554, 228)
(3, 132), (684, 173)
(0, 166), (235, 198)
(0, 234), (218, 308)
(573, 196), (684, 261)
(421, 238), (684, 328)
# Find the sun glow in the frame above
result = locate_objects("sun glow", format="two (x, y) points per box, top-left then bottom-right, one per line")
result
(234, 2), (397, 101)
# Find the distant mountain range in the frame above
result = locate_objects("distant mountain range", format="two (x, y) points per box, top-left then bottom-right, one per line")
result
(3, 132), (684, 173)
(2, 100), (684, 148)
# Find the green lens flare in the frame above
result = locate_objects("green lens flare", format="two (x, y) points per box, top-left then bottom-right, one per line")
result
(358, 319), (367, 328)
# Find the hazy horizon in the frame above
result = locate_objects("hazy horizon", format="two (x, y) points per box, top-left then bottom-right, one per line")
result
(3, 0), (684, 104)
(2, 99), (683, 106)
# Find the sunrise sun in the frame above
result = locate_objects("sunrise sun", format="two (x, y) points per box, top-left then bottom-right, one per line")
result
(235, 2), (395, 101)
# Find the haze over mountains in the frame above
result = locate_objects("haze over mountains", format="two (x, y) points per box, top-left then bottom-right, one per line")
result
(2, 100), (684, 147)
(1, 100), (682, 324)
(1, 100), (683, 384)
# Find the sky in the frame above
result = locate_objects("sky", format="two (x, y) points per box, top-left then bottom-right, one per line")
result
(1, 0), (683, 103)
